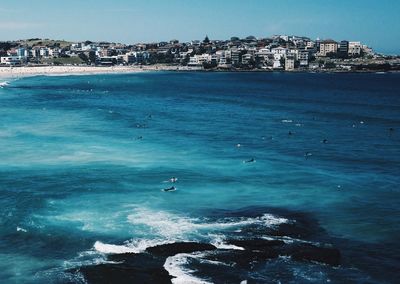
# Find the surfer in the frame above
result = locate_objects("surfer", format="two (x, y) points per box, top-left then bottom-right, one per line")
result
(304, 152), (312, 159)
(170, 177), (178, 183)
(244, 158), (256, 163)
(163, 186), (176, 192)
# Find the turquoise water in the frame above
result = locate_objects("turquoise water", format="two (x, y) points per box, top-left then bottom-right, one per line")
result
(0, 72), (399, 283)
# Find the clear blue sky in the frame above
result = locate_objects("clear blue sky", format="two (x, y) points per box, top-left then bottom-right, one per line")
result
(0, 0), (399, 54)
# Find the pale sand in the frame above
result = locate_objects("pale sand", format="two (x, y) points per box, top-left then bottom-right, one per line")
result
(0, 65), (197, 79)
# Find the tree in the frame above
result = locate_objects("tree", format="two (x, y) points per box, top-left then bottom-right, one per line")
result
(78, 53), (89, 64)
(202, 61), (217, 69)
(89, 51), (97, 64)
(203, 35), (210, 44)
(280, 57), (285, 67)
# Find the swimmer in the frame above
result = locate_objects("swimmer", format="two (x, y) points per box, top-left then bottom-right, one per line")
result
(163, 186), (176, 192)
(170, 177), (178, 183)
(322, 139), (328, 144)
(304, 152), (313, 159)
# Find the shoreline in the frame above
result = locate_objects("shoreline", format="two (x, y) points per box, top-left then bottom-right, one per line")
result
(0, 65), (157, 79)
(0, 65), (396, 79)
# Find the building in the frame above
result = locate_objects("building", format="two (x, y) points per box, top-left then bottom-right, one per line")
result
(348, 42), (362, 57)
(231, 49), (241, 65)
(39, 48), (50, 58)
(0, 56), (25, 66)
(318, 40), (337, 56)
(305, 41), (315, 50)
(16, 48), (27, 57)
(97, 57), (117, 66)
(298, 50), (309, 66)
(188, 54), (209, 67)
(285, 55), (295, 71)
(241, 53), (253, 65)
(49, 48), (60, 58)
(339, 41), (349, 57)
(217, 51), (231, 68)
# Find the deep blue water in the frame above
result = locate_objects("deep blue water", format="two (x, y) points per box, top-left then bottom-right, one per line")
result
(0, 72), (399, 283)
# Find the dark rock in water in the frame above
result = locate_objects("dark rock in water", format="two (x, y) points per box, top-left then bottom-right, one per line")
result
(286, 243), (341, 266)
(217, 239), (340, 268)
(72, 208), (342, 283)
(73, 253), (172, 284)
(74, 243), (217, 283)
(205, 248), (281, 269)
(146, 242), (217, 257)
(227, 239), (285, 250)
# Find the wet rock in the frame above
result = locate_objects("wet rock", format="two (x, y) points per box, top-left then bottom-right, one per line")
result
(227, 239), (285, 251)
(73, 253), (172, 284)
(146, 242), (217, 257)
(205, 248), (281, 269)
(286, 243), (341, 266)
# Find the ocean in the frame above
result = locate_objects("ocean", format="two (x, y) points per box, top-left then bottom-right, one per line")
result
(0, 72), (399, 283)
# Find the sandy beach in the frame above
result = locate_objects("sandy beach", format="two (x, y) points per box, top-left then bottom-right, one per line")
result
(0, 65), (196, 79)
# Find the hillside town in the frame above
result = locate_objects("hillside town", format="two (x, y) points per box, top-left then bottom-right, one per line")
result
(1, 35), (399, 72)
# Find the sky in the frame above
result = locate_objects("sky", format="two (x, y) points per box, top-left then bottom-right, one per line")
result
(0, 0), (399, 54)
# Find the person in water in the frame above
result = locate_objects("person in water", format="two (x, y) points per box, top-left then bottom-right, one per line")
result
(163, 186), (176, 192)
(244, 158), (255, 163)
(170, 177), (178, 183)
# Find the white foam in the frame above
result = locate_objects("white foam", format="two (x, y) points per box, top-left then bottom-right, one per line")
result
(127, 208), (289, 239)
(16, 226), (27, 233)
(0, 81), (9, 88)
(164, 253), (212, 284)
(94, 239), (171, 254)
(281, 119), (293, 123)
(94, 241), (139, 254)
(209, 234), (244, 250)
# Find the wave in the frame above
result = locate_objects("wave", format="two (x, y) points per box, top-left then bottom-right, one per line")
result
(126, 208), (289, 239)
(0, 81), (9, 88)
(164, 253), (213, 284)
(208, 234), (244, 250)
(94, 239), (171, 254)
(16, 226), (28, 233)
(82, 208), (291, 283)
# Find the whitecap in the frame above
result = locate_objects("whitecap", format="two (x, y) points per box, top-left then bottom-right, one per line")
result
(126, 208), (289, 239)
(209, 234), (244, 250)
(281, 119), (293, 123)
(0, 81), (9, 88)
(164, 253), (212, 284)
(94, 239), (171, 254)
(17, 226), (27, 233)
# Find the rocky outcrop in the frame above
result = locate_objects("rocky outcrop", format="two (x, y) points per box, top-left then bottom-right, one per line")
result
(145, 242), (217, 257)
(71, 210), (342, 283)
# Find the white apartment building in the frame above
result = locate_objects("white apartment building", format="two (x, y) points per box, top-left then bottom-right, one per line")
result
(348, 41), (362, 56)
(285, 55), (295, 71)
(0, 56), (25, 66)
